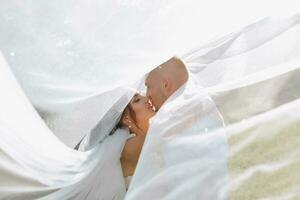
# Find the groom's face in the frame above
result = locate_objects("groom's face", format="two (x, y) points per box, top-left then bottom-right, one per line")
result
(145, 72), (167, 111)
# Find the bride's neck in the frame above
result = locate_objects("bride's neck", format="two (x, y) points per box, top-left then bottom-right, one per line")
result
(136, 121), (149, 136)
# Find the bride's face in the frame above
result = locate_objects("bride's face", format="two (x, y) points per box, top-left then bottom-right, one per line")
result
(129, 93), (155, 122)
(120, 93), (155, 134)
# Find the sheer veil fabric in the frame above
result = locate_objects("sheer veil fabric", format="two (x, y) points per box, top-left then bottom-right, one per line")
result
(0, 13), (300, 200)
(126, 14), (300, 199)
(0, 54), (132, 199)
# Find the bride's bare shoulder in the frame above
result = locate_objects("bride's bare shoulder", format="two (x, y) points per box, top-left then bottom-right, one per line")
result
(122, 134), (145, 160)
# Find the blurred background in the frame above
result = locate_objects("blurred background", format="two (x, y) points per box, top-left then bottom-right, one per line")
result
(0, 0), (298, 109)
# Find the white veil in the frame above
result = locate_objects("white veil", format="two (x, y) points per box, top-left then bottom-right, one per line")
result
(126, 14), (300, 199)
(0, 1), (300, 199)
(0, 54), (137, 199)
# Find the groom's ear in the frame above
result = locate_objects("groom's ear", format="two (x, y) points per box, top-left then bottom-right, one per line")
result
(163, 77), (172, 94)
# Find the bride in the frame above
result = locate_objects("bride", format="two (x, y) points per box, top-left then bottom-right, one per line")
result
(117, 93), (156, 188)
(116, 57), (188, 188)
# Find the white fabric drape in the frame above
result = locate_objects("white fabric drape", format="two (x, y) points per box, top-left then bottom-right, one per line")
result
(0, 6), (300, 200)
(126, 14), (300, 199)
(0, 54), (132, 199)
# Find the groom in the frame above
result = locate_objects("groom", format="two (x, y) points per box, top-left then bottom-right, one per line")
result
(145, 56), (188, 111)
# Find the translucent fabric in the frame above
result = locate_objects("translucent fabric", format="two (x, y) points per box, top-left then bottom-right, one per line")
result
(0, 54), (132, 199)
(126, 15), (300, 199)
(0, 5), (300, 200)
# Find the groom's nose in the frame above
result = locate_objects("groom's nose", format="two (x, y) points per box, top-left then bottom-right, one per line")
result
(146, 93), (154, 105)
(146, 89), (151, 99)
(146, 92), (152, 103)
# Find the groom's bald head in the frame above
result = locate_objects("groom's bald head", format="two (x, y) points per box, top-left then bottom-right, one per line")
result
(145, 57), (188, 111)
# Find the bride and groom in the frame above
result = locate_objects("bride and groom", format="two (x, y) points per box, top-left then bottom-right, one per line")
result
(117, 56), (188, 186)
